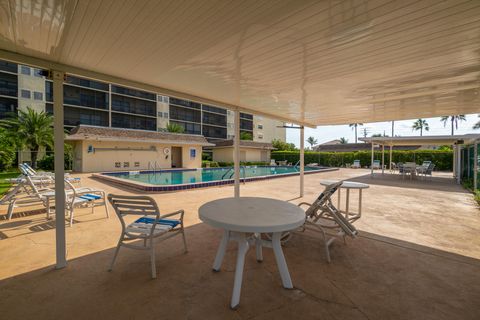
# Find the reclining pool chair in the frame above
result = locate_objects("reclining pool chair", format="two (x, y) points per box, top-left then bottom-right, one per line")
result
(107, 194), (188, 279)
(297, 181), (358, 262)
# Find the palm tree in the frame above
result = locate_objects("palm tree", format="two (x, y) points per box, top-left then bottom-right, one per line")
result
(0, 107), (54, 168)
(166, 123), (185, 133)
(349, 123), (363, 143)
(441, 115), (466, 135)
(306, 136), (317, 149)
(473, 115), (480, 129)
(339, 137), (348, 144)
(412, 119), (429, 136)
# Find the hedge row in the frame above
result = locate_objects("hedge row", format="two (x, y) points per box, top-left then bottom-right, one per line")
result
(271, 150), (453, 171)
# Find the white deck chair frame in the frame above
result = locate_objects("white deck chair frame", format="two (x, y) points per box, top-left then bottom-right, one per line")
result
(64, 179), (109, 226)
(297, 181), (358, 262)
(107, 194), (188, 279)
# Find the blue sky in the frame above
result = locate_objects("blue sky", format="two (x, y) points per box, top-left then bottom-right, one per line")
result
(286, 113), (480, 147)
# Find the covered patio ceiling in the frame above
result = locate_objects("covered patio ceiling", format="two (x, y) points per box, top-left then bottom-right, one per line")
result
(1, 0), (480, 126)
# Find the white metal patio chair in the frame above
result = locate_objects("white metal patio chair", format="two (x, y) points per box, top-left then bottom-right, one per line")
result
(297, 181), (358, 262)
(352, 160), (361, 168)
(64, 179), (109, 226)
(107, 194), (188, 279)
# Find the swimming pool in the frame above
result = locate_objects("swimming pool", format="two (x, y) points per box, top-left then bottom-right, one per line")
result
(95, 166), (336, 192)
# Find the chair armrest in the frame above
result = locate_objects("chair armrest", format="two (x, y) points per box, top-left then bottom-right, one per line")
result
(297, 202), (312, 208)
(159, 209), (185, 221)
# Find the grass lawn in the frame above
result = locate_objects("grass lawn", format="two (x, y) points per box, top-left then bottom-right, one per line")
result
(0, 171), (20, 197)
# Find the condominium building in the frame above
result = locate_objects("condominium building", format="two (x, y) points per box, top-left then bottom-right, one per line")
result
(0, 59), (286, 144)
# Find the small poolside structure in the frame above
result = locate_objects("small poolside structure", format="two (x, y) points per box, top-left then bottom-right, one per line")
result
(66, 125), (213, 172)
(360, 135), (480, 184)
(211, 140), (274, 163)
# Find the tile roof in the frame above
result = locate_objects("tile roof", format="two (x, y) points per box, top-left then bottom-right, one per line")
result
(212, 140), (274, 149)
(66, 125), (213, 146)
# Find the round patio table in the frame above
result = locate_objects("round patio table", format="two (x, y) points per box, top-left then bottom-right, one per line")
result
(199, 197), (305, 309)
(320, 180), (369, 221)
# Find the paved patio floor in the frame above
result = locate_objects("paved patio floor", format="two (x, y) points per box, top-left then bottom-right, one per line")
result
(0, 168), (479, 319)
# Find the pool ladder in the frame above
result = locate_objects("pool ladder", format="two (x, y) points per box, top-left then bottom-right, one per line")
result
(221, 166), (246, 184)
(148, 161), (160, 173)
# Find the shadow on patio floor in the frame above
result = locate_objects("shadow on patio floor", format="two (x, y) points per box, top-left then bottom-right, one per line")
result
(0, 222), (479, 320)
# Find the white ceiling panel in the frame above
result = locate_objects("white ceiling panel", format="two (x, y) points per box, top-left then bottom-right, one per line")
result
(0, 0), (479, 126)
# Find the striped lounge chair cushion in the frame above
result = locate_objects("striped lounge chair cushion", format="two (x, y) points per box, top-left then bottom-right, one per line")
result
(126, 217), (181, 236)
(79, 194), (102, 201)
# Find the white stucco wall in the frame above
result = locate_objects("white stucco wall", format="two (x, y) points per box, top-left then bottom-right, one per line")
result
(212, 147), (271, 163)
(71, 140), (202, 172)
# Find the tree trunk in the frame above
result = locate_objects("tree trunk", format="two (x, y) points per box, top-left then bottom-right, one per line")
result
(420, 127), (423, 136)
(31, 146), (39, 169)
(451, 117), (454, 136)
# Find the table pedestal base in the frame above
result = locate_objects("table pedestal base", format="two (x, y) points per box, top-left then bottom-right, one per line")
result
(212, 230), (293, 309)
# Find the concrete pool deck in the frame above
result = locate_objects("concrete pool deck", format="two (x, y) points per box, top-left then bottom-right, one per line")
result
(0, 168), (479, 319)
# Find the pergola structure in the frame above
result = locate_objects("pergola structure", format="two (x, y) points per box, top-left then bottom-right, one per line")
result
(360, 134), (480, 185)
(0, 0), (479, 269)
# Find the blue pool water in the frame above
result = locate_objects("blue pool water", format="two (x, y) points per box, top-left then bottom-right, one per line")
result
(106, 166), (325, 186)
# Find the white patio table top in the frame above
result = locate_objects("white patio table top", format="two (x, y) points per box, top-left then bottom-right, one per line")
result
(199, 197), (305, 309)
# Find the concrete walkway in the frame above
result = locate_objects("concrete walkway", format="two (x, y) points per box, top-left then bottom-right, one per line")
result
(0, 168), (479, 319)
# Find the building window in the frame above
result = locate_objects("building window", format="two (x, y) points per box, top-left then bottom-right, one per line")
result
(45, 81), (53, 102)
(258, 134), (263, 139)
(158, 112), (163, 117)
(111, 113), (157, 131)
(202, 125), (227, 139)
(123, 162), (130, 168)
(20, 66), (31, 75)
(0, 60), (17, 73)
(65, 75), (109, 91)
(111, 94), (156, 116)
(170, 120), (201, 135)
(60, 106), (109, 127)
(0, 97), (17, 119)
(111, 85), (156, 100)
(134, 162), (140, 167)
(169, 105), (201, 123)
(115, 162), (121, 168)
(202, 104), (227, 115)
(163, 112), (168, 118)
(0, 72), (18, 97)
(33, 91), (43, 101)
(21, 89), (31, 99)
(202, 111), (227, 126)
(169, 97), (201, 110)
(240, 118), (253, 131)
(258, 124), (263, 129)
(64, 85), (108, 109)
(33, 69), (44, 77)
(190, 148), (196, 158)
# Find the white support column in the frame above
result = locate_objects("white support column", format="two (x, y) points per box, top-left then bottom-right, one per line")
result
(456, 145), (462, 184)
(300, 126), (304, 197)
(381, 144), (385, 175)
(452, 144), (456, 180)
(234, 109), (240, 198)
(370, 141), (374, 177)
(53, 70), (66, 269)
(474, 142), (478, 191)
(389, 144), (393, 171)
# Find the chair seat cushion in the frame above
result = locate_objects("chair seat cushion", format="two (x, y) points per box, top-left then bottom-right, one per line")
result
(79, 193), (102, 201)
(134, 217), (180, 228)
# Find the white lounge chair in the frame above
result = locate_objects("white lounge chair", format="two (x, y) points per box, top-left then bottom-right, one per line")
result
(352, 160), (361, 169)
(107, 194), (187, 279)
(371, 160), (381, 169)
(297, 181), (358, 262)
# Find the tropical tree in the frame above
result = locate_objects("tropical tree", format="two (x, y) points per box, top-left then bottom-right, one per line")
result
(166, 122), (185, 133)
(349, 123), (363, 143)
(339, 137), (348, 144)
(412, 119), (429, 136)
(271, 139), (296, 151)
(306, 136), (317, 149)
(473, 115), (480, 129)
(441, 115), (466, 136)
(240, 131), (253, 140)
(0, 107), (54, 169)
(0, 127), (16, 170)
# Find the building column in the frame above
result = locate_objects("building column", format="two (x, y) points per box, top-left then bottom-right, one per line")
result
(234, 109), (240, 198)
(53, 70), (66, 269)
(300, 126), (305, 197)
(370, 141), (374, 177)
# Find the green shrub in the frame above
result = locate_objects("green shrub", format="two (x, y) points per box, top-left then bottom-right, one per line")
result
(37, 152), (73, 171)
(202, 160), (219, 168)
(271, 150), (453, 171)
